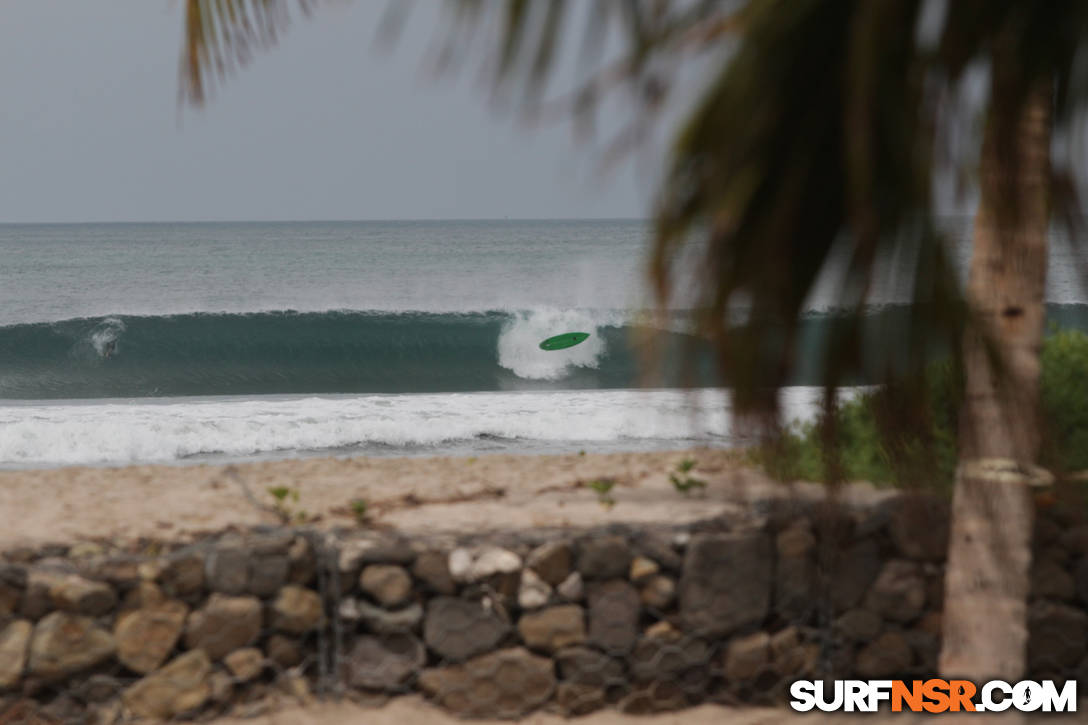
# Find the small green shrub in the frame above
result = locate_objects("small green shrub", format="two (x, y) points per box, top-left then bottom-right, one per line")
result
(267, 486), (293, 503)
(267, 486), (304, 524)
(587, 478), (616, 508)
(758, 329), (1088, 487)
(670, 458), (707, 494)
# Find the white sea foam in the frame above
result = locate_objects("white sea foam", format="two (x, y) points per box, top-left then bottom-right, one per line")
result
(88, 317), (125, 358)
(0, 387), (834, 468)
(497, 308), (625, 380)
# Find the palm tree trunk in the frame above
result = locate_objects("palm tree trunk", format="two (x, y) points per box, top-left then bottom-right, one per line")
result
(939, 65), (1051, 684)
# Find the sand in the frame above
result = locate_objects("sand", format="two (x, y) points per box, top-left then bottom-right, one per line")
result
(0, 449), (731, 548)
(0, 449), (898, 550)
(207, 698), (815, 725)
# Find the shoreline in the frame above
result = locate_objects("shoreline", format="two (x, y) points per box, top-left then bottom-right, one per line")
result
(0, 438), (730, 474)
(0, 387), (742, 470)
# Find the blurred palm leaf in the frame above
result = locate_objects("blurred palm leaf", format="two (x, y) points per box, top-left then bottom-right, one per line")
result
(178, 0), (1088, 688)
(181, 0), (312, 105)
(180, 0), (1088, 473)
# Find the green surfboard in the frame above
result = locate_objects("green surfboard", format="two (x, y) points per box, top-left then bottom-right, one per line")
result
(539, 332), (590, 351)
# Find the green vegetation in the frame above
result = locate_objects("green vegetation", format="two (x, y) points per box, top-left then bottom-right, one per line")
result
(670, 458), (707, 495)
(266, 485), (307, 524)
(762, 330), (1088, 488)
(267, 485), (297, 509)
(350, 498), (370, 525)
(587, 478), (616, 508)
(1041, 329), (1088, 473)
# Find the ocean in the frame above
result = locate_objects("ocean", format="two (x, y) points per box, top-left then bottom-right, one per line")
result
(1, 219), (1084, 468)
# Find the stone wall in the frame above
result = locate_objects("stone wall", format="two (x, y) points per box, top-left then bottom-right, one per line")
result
(0, 491), (1086, 722)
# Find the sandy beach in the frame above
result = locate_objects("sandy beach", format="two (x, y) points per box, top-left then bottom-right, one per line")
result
(0, 449), (763, 549)
(204, 696), (943, 725)
(0, 447), (904, 551)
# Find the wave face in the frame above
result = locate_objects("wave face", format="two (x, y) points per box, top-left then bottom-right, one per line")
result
(0, 309), (699, 399)
(3, 303), (1086, 400)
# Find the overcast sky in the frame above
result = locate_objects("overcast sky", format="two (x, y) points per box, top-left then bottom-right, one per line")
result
(0, 2), (651, 223)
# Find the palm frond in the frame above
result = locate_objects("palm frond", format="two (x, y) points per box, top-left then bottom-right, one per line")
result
(181, 0), (311, 105)
(177, 0), (1088, 481)
(653, 0), (959, 408)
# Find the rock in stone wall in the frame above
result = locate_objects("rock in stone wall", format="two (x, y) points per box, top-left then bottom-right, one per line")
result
(0, 492), (1086, 723)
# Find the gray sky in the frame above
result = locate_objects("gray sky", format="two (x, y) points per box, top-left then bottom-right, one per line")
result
(0, 2), (649, 223)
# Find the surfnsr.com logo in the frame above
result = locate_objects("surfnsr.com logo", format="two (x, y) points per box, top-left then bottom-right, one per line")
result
(789, 679), (1078, 713)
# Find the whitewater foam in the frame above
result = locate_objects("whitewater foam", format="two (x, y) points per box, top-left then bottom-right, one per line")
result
(88, 317), (125, 358)
(0, 387), (837, 468)
(497, 308), (625, 380)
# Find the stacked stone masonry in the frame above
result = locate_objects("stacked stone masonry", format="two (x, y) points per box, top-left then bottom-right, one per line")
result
(0, 492), (1086, 722)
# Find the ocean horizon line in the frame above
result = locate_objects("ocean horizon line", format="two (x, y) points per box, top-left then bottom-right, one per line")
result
(0, 216), (651, 227)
